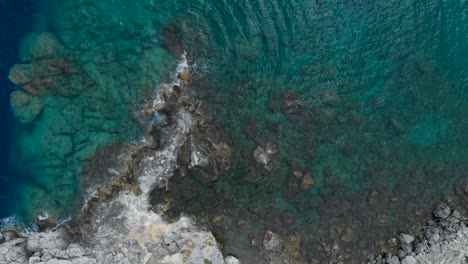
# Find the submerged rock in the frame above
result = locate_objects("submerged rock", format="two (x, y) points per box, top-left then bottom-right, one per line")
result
(9, 91), (44, 124)
(300, 172), (315, 191)
(18, 32), (65, 62)
(254, 146), (269, 165)
(177, 66), (192, 83)
(282, 92), (303, 118)
(253, 142), (277, 171)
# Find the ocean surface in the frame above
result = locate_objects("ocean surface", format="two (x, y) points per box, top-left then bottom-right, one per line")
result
(1, 0), (467, 261)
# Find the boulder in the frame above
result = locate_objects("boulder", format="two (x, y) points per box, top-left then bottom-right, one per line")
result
(225, 256), (240, 264)
(434, 202), (450, 220)
(263, 231), (283, 252)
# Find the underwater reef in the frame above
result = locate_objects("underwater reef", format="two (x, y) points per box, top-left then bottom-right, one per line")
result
(8, 10), (175, 219)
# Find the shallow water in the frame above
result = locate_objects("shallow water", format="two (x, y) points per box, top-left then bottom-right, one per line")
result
(2, 0), (468, 261)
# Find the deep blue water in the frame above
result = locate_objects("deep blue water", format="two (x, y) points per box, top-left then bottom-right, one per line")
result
(0, 0), (41, 218)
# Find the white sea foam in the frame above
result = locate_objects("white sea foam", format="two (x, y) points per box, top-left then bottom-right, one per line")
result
(152, 51), (190, 109)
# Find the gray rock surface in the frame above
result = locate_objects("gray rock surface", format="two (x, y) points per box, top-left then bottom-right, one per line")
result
(0, 238), (29, 264)
(263, 230), (283, 251)
(434, 202), (451, 219)
(372, 203), (468, 264)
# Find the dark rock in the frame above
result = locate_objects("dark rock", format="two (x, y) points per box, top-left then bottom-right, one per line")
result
(389, 118), (406, 135)
(9, 59), (80, 96)
(243, 119), (258, 139)
(162, 23), (188, 58)
(285, 176), (300, 199)
(35, 212), (57, 231)
(177, 67), (192, 83)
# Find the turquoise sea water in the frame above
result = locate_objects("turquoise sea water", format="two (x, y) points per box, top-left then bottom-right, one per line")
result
(2, 0), (468, 261)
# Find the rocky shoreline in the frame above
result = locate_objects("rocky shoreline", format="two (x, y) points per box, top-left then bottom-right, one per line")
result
(372, 202), (468, 264)
(0, 57), (239, 264)
(2, 200), (467, 264)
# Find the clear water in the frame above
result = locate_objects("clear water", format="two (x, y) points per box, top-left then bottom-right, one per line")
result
(2, 0), (468, 261)
(0, 0), (45, 219)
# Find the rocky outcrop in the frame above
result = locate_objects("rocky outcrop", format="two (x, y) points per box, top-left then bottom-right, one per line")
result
(373, 202), (468, 264)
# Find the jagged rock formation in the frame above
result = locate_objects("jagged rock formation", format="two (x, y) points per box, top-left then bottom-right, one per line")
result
(373, 202), (468, 264)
